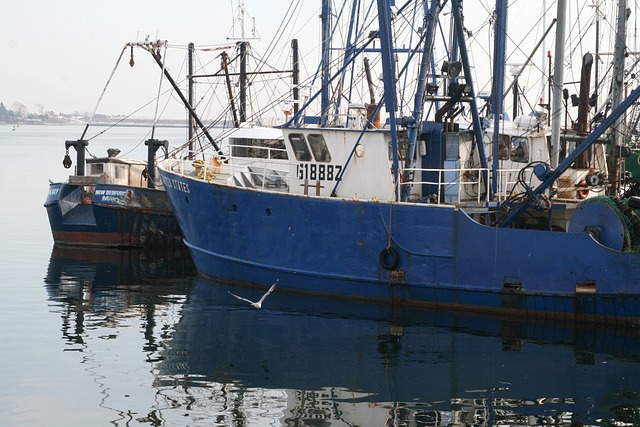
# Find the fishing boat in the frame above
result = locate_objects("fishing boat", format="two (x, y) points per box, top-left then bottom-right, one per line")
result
(45, 1), (289, 248)
(43, 35), (193, 248)
(156, 0), (640, 325)
(44, 135), (183, 247)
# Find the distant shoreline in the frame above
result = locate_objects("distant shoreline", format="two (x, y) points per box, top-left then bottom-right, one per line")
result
(1, 120), (188, 128)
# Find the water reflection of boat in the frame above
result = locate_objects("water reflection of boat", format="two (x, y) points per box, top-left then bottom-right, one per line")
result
(155, 276), (640, 426)
(44, 245), (195, 304)
(42, 245), (196, 423)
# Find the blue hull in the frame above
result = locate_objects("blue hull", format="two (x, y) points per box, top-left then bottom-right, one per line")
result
(44, 182), (182, 248)
(159, 169), (640, 325)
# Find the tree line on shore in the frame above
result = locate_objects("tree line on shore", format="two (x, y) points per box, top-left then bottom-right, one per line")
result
(0, 101), (74, 124)
(0, 101), (187, 126)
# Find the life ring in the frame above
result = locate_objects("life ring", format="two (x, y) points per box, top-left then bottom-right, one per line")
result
(379, 247), (399, 270)
(577, 180), (589, 199)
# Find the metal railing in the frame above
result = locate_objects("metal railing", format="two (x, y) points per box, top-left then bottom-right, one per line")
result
(166, 153), (293, 192)
(398, 167), (522, 205)
(166, 152), (525, 204)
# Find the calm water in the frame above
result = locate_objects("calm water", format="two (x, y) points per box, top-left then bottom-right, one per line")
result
(2, 124), (640, 426)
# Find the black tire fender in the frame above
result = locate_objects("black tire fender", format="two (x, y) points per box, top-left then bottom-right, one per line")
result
(379, 247), (399, 270)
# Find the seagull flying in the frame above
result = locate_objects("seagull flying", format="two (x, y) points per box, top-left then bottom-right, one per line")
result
(227, 280), (278, 309)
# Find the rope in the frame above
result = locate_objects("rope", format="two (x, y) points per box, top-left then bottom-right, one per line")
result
(151, 43), (168, 140)
(386, 199), (393, 251)
(80, 45), (128, 140)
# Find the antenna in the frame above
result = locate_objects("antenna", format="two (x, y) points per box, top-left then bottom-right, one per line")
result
(227, 1), (260, 41)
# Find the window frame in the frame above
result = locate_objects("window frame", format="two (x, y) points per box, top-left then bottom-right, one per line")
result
(510, 136), (529, 163)
(288, 133), (313, 161)
(307, 133), (332, 162)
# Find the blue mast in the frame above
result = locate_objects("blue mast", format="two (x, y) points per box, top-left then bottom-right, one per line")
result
(450, 0), (489, 196)
(491, 0), (507, 196)
(338, 0), (361, 128)
(376, 0), (401, 199)
(403, 0), (441, 201)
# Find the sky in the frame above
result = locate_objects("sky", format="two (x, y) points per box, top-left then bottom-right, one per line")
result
(1, 1), (621, 122)
(1, 0), (321, 119)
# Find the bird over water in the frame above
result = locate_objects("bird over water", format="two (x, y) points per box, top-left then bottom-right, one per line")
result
(227, 280), (278, 309)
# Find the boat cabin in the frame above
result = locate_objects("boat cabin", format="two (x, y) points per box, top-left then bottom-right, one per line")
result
(68, 149), (151, 189)
(226, 127), (288, 161)
(186, 112), (608, 226)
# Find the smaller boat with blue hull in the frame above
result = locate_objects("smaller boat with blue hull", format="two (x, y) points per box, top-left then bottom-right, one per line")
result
(45, 140), (182, 248)
(156, 1), (640, 325)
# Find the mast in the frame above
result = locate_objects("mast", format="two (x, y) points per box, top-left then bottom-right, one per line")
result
(575, 53), (594, 169)
(222, 52), (241, 127)
(239, 41), (248, 123)
(376, 0), (400, 199)
(336, 0), (360, 127)
(226, 0), (260, 125)
(292, 39), (300, 120)
(450, 0), (486, 186)
(320, 0), (332, 127)
(188, 42), (195, 157)
(541, 0), (547, 106)
(491, 0), (507, 197)
(576, 55), (594, 137)
(363, 57), (380, 128)
(512, 73), (518, 119)
(594, 0), (602, 102)
(608, 0), (630, 194)
(403, 0), (441, 199)
(550, 0), (567, 169)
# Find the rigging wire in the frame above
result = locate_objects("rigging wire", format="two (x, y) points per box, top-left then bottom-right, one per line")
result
(80, 45), (127, 141)
(151, 43), (168, 140)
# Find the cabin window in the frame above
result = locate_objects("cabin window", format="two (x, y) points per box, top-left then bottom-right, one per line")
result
(231, 138), (288, 160)
(307, 134), (332, 162)
(89, 164), (104, 175)
(266, 138), (288, 160)
(510, 137), (529, 163)
(288, 133), (312, 161)
(231, 138), (267, 158)
(115, 165), (127, 179)
(498, 135), (510, 160)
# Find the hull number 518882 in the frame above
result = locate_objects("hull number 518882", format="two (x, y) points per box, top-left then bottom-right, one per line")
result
(297, 163), (343, 181)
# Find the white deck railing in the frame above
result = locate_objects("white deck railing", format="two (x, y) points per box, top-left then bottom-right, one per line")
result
(167, 154), (524, 205)
(398, 167), (522, 205)
(167, 150), (292, 191)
